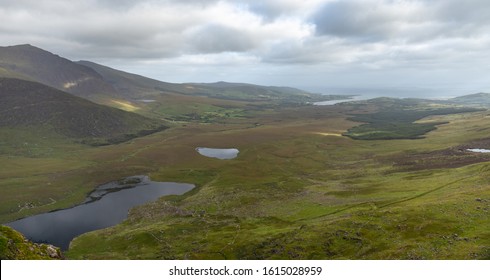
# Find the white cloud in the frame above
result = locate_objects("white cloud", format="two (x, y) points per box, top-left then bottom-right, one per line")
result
(0, 0), (489, 96)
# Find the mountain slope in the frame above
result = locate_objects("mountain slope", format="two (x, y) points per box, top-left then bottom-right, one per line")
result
(0, 44), (118, 101)
(76, 60), (328, 121)
(0, 78), (167, 145)
(77, 60), (188, 99)
(449, 92), (490, 107)
(78, 61), (325, 103)
(1, 44), (336, 121)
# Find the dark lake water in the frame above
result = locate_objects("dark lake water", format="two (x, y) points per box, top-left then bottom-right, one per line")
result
(6, 176), (194, 250)
(196, 147), (239, 159)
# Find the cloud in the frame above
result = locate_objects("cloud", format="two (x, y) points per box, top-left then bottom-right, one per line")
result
(185, 24), (258, 53)
(239, 0), (324, 21)
(0, 0), (489, 95)
(311, 0), (490, 42)
(312, 0), (429, 41)
(306, 0), (490, 69)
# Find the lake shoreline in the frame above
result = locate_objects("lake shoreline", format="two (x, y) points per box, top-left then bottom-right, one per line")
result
(6, 176), (195, 250)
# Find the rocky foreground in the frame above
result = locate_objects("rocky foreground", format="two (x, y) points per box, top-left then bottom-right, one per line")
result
(0, 225), (62, 260)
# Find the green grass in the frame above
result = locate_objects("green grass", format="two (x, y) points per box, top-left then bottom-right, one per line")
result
(0, 225), (62, 259)
(67, 106), (490, 259)
(344, 102), (481, 140)
(1, 98), (489, 259)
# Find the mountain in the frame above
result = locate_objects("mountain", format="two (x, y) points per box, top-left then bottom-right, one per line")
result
(0, 78), (167, 145)
(449, 92), (490, 107)
(78, 61), (325, 103)
(76, 60), (188, 100)
(1, 44), (324, 101)
(0, 44), (118, 101)
(184, 81), (323, 103)
(1, 44), (332, 121)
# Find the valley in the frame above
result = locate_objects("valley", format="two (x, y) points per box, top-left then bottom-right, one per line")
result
(0, 45), (489, 260)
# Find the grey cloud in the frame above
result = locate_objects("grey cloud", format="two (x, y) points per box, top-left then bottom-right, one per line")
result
(64, 21), (184, 59)
(261, 40), (326, 64)
(240, 0), (319, 22)
(260, 36), (359, 65)
(312, 0), (490, 42)
(312, 1), (408, 41)
(430, 0), (490, 40)
(1, 0), (489, 96)
(434, 0), (490, 24)
(242, 2), (289, 21)
(96, 0), (219, 8)
(186, 24), (258, 54)
(170, 0), (219, 5)
(95, 0), (140, 11)
(0, 0), (204, 59)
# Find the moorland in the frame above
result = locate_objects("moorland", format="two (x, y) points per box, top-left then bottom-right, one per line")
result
(0, 45), (489, 259)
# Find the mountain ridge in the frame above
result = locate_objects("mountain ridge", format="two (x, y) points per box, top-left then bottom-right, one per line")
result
(445, 92), (490, 107)
(1, 44), (327, 107)
(0, 77), (167, 145)
(0, 44), (119, 101)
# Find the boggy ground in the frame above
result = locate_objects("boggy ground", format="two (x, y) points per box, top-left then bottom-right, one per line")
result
(1, 102), (489, 259)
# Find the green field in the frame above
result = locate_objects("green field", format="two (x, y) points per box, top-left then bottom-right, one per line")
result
(1, 98), (489, 259)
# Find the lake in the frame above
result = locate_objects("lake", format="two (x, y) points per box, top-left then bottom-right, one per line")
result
(6, 176), (194, 250)
(467, 148), (490, 153)
(313, 95), (368, 106)
(196, 147), (239, 159)
(313, 99), (355, 106)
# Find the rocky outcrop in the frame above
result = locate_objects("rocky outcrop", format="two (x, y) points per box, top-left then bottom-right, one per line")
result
(0, 225), (63, 260)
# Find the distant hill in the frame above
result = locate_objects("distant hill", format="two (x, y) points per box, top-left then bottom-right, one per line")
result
(78, 61), (325, 103)
(449, 92), (490, 107)
(184, 81), (324, 103)
(1, 44), (324, 99)
(1, 44), (337, 120)
(0, 44), (118, 101)
(0, 78), (166, 145)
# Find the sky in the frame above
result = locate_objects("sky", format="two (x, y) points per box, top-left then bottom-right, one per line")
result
(1, 0), (490, 97)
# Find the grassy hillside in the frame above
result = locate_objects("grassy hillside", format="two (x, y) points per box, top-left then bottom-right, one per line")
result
(77, 60), (189, 99)
(0, 95), (488, 259)
(0, 44), (118, 101)
(63, 103), (490, 259)
(1, 45), (489, 260)
(0, 225), (62, 260)
(76, 61), (247, 120)
(343, 98), (481, 140)
(0, 78), (167, 145)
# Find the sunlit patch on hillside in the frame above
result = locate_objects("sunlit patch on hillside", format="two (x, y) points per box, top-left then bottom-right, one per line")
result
(63, 77), (92, 89)
(63, 81), (77, 89)
(111, 100), (140, 112)
(313, 132), (344, 137)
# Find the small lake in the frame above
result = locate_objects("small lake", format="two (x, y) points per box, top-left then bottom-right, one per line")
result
(6, 176), (194, 250)
(313, 99), (355, 106)
(467, 148), (490, 153)
(196, 147), (239, 159)
(313, 95), (369, 106)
